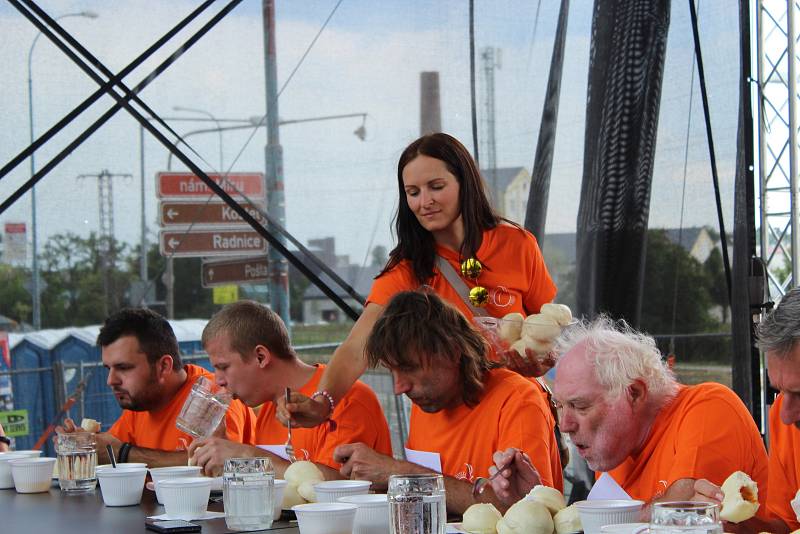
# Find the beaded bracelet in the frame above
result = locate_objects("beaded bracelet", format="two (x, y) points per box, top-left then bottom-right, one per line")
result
(310, 390), (336, 417)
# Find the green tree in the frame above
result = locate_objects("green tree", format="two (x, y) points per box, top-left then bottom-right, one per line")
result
(0, 264), (31, 325)
(704, 247), (729, 324)
(370, 245), (388, 268)
(641, 229), (718, 335)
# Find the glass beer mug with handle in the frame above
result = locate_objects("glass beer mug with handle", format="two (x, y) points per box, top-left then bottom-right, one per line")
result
(175, 376), (231, 439)
(388, 473), (446, 534)
(223, 457), (274, 531)
(650, 502), (723, 534)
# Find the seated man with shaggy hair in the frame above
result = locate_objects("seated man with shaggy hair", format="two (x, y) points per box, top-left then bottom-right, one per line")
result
(491, 316), (768, 514)
(332, 290), (562, 515)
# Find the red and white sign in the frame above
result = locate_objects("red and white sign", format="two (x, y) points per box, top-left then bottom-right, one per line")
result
(159, 200), (267, 227)
(3, 222), (27, 264)
(157, 172), (265, 199)
(159, 229), (267, 258)
(0, 332), (9, 369)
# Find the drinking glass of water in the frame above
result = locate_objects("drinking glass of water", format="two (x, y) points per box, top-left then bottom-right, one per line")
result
(223, 457), (274, 531)
(650, 502), (723, 534)
(388, 473), (446, 534)
(176, 376), (231, 439)
(56, 431), (97, 493)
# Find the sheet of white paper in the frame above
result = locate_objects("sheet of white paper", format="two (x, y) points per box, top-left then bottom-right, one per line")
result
(404, 447), (442, 473)
(258, 444), (289, 461)
(587, 472), (632, 500)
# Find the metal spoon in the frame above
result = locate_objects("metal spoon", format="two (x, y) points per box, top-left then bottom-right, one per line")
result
(106, 444), (117, 468)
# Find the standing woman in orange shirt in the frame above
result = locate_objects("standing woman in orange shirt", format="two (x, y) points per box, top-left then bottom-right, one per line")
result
(281, 132), (557, 428)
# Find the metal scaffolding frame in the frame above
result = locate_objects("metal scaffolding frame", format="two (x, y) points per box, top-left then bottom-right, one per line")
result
(758, 0), (799, 298)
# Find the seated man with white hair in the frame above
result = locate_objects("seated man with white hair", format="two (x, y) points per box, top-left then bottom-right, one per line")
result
(490, 316), (768, 512)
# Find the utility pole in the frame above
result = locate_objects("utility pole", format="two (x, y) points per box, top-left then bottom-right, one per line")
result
(263, 0), (290, 333)
(481, 47), (501, 200)
(77, 170), (132, 318)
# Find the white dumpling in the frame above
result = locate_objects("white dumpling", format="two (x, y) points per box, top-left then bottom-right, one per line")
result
(540, 303), (573, 326)
(499, 313), (525, 344)
(283, 460), (323, 486)
(463, 503), (502, 533)
(553, 504), (582, 534)
(720, 471), (759, 523)
(281, 482), (305, 508)
(522, 314), (561, 342)
(525, 485), (566, 515)
(498, 500), (553, 534)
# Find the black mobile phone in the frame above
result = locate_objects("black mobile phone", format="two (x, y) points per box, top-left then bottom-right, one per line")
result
(144, 519), (201, 533)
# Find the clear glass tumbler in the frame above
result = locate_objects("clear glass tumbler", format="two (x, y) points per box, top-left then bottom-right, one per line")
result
(175, 376), (231, 439)
(223, 457), (274, 531)
(650, 502), (723, 534)
(388, 473), (446, 534)
(56, 432), (97, 493)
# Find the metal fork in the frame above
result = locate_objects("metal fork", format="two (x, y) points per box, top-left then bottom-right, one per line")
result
(471, 458), (512, 497)
(284, 387), (297, 463)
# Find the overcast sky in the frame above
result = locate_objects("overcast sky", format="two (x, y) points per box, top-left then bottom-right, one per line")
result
(0, 0), (741, 268)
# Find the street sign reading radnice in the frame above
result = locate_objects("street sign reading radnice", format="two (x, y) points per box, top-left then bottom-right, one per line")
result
(157, 172), (267, 258)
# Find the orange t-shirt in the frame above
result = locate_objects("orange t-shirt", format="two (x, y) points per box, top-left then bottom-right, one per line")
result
(254, 364), (393, 469)
(367, 225), (556, 319)
(767, 393), (800, 529)
(406, 367), (563, 490)
(109, 363), (256, 451)
(607, 383), (768, 514)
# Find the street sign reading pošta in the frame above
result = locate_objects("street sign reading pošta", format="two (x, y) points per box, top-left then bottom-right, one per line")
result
(159, 200), (267, 227)
(157, 172), (265, 199)
(201, 257), (269, 288)
(160, 229), (267, 258)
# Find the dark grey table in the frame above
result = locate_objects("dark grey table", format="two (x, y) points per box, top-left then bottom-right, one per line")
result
(0, 482), (300, 533)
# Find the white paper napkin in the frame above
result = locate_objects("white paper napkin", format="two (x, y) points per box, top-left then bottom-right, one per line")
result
(147, 511), (225, 521)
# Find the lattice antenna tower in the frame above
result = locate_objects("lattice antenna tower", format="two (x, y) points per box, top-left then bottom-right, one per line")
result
(481, 46), (501, 200)
(757, 0), (799, 298)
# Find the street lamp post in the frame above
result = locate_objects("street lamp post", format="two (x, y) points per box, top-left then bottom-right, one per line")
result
(27, 10), (97, 330)
(173, 106), (224, 171)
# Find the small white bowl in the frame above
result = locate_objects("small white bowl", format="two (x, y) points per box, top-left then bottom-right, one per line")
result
(575, 500), (645, 534)
(97, 467), (147, 506)
(273, 479), (288, 519)
(0, 451), (42, 489)
(148, 465), (203, 504)
(10, 457), (57, 493)
(313, 479), (372, 503)
(339, 494), (389, 534)
(293, 502), (358, 534)
(96, 462), (147, 472)
(159, 477), (212, 519)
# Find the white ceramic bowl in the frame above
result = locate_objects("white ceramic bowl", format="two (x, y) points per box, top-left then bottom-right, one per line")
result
(97, 467), (147, 506)
(96, 463), (148, 472)
(0, 451), (42, 489)
(293, 502), (358, 534)
(273, 479), (288, 519)
(10, 457), (57, 493)
(575, 500), (645, 534)
(339, 494), (390, 534)
(148, 465), (203, 504)
(313, 479), (372, 503)
(159, 477), (212, 519)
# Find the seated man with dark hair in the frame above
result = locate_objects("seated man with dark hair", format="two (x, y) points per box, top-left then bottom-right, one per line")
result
(188, 300), (393, 479)
(331, 290), (562, 515)
(61, 308), (255, 467)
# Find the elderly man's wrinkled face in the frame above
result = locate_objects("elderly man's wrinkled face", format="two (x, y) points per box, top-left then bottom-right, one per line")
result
(553, 342), (641, 472)
(767, 347), (800, 428)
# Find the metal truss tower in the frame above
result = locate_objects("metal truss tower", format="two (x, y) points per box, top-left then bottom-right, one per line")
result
(757, 0), (799, 298)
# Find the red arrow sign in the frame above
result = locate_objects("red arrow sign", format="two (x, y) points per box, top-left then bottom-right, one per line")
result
(159, 201), (267, 227)
(159, 229), (268, 258)
(157, 172), (265, 198)
(201, 257), (270, 287)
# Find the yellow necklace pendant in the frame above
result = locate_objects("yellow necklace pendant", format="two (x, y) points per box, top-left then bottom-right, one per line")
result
(469, 286), (489, 307)
(461, 258), (483, 279)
